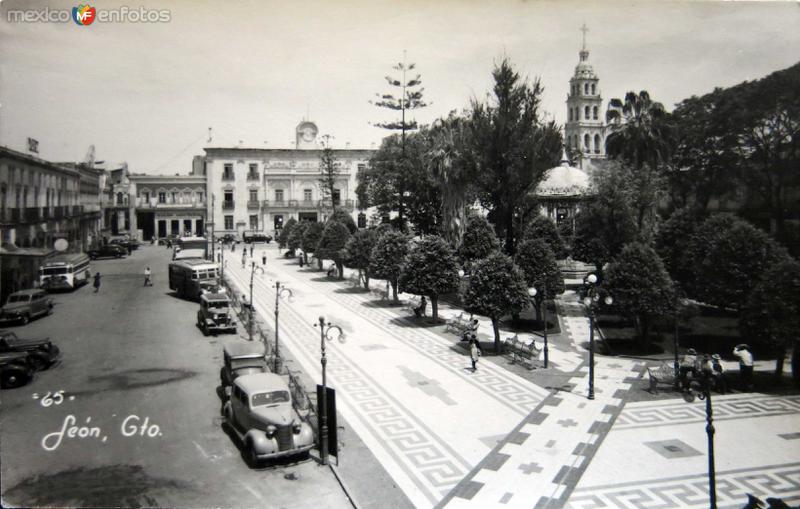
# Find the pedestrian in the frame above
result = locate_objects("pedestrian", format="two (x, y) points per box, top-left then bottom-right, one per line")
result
(93, 272), (101, 293)
(299, 252), (305, 268)
(231, 242), (235, 253)
(261, 252), (267, 267)
(413, 296), (427, 317)
(144, 267), (152, 286)
(241, 251), (247, 269)
(679, 348), (698, 389)
(733, 344), (754, 391)
(469, 335), (482, 372)
(250, 244), (254, 257)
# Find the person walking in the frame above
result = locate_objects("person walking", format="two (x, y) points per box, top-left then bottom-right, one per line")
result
(241, 251), (247, 269)
(469, 335), (483, 372)
(711, 354), (727, 394)
(144, 267), (152, 287)
(261, 252), (267, 267)
(93, 272), (102, 293)
(249, 244), (254, 258)
(733, 344), (754, 391)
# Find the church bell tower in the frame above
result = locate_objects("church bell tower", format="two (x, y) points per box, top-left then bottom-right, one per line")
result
(565, 24), (606, 164)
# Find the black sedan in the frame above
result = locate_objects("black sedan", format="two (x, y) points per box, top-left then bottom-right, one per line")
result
(0, 331), (60, 371)
(87, 244), (127, 259)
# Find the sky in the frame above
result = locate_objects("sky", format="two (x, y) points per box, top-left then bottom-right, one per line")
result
(1, 0), (799, 174)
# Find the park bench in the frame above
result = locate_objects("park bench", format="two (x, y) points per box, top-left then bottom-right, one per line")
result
(348, 272), (361, 287)
(503, 334), (541, 370)
(646, 362), (677, 394)
(445, 312), (469, 335)
(404, 295), (423, 315)
(372, 285), (390, 301)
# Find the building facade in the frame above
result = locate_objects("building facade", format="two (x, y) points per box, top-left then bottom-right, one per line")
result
(130, 173), (207, 241)
(204, 121), (372, 238)
(565, 27), (606, 165)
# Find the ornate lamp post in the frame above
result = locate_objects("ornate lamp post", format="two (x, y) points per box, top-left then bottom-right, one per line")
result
(247, 262), (265, 342)
(314, 316), (345, 465)
(583, 273), (612, 400)
(527, 280), (549, 368)
(683, 367), (717, 509)
(273, 281), (293, 373)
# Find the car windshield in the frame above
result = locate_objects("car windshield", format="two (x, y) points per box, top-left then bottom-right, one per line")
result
(42, 267), (69, 275)
(208, 301), (228, 309)
(251, 390), (290, 407)
(7, 295), (30, 303)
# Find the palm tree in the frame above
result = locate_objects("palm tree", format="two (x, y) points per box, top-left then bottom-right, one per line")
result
(605, 90), (674, 171)
(427, 113), (473, 246)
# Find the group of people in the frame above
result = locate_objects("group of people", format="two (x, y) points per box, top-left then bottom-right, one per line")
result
(679, 343), (755, 393)
(239, 244), (267, 269)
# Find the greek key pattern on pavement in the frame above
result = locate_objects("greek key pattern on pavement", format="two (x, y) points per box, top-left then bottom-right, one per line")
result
(615, 395), (800, 429)
(317, 282), (549, 415)
(227, 267), (470, 507)
(567, 462), (800, 509)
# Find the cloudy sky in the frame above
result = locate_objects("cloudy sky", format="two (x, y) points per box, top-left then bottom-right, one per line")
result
(1, 0), (798, 174)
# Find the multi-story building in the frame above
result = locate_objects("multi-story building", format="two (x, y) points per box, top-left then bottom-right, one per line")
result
(130, 171), (207, 241)
(565, 25), (607, 166)
(204, 120), (373, 238)
(0, 146), (101, 300)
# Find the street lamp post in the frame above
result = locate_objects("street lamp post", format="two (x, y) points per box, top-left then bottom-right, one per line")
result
(314, 316), (345, 465)
(527, 280), (549, 368)
(583, 273), (613, 400)
(683, 368), (717, 509)
(247, 262), (264, 342)
(273, 281), (293, 373)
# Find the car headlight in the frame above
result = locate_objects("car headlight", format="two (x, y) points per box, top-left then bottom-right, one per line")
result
(266, 425), (277, 438)
(292, 423), (302, 434)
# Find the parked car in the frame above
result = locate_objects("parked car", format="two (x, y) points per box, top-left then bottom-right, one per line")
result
(222, 373), (314, 466)
(242, 232), (272, 244)
(0, 352), (34, 389)
(110, 237), (140, 251)
(219, 234), (240, 244)
(87, 244), (127, 259)
(197, 293), (237, 336)
(0, 330), (61, 370)
(158, 234), (181, 246)
(0, 289), (53, 325)
(221, 340), (268, 389)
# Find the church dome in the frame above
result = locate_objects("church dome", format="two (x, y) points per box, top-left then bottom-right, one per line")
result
(574, 49), (597, 79)
(534, 151), (591, 198)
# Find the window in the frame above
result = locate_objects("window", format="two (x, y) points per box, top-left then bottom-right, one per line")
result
(196, 191), (204, 202)
(584, 83), (589, 95)
(584, 106), (590, 119)
(591, 83), (596, 95)
(116, 192), (124, 205)
(332, 189), (341, 205)
(143, 191), (150, 202)
(304, 189), (312, 202)
(158, 192), (166, 204)
(224, 191), (233, 202)
(223, 163), (234, 180)
(593, 106), (598, 120)
(594, 134), (601, 154)
(584, 134), (590, 150)
(249, 189), (258, 202)
(224, 215), (234, 230)
(248, 163), (258, 180)
(171, 192), (178, 203)
(249, 215), (259, 230)
(568, 109), (573, 122)
(275, 189), (284, 202)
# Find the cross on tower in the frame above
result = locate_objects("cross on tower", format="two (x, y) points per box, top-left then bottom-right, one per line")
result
(580, 23), (589, 49)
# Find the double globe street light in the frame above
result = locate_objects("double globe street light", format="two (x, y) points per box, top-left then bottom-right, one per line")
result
(314, 316), (345, 465)
(583, 273), (612, 400)
(273, 281), (293, 373)
(527, 281), (549, 368)
(246, 262), (265, 342)
(683, 367), (718, 509)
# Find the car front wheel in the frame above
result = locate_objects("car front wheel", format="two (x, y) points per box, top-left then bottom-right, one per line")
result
(246, 446), (261, 468)
(20, 314), (30, 325)
(1, 371), (30, 389)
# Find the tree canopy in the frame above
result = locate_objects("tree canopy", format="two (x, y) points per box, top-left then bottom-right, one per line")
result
(344, 229), (379, 288)
(521, 215), (568, 259)
(458, 215), (500, 266)
(317, 221), (351, 278)
(369, 230), (410, 301)
(398, 235), (460, 320)
(278, 217), (298, 249)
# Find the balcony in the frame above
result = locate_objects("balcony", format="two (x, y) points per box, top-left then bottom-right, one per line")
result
(298, 200), (316, 208)
(288, 200), (298, 208)
(262, 200), (289, 209)
(246, 172), (260, 181)
(221, 173), (235, 182)
(222, 201), (235, 210)
(247, 200), (260, 210)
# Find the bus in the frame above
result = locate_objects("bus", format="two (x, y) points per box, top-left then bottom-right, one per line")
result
(168, 258), (220, 300)
(39, 253), (91, 291)
(174, 236), (209, 261)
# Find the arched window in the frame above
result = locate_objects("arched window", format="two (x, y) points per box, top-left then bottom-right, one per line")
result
(584, 134), (590, 150)
(568, 109), (573, 122)
(593, 106), (598, 120)
(594, 134), (601, 154)
(584, 83), (589, 95)
(584, 106), (590, 119)
(574, 135), (579, 149)
(591, 83), (596, 95)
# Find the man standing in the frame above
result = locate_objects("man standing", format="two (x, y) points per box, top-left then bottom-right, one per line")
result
(144, 267), (152, 286)
(261, 252), (267, 267)
(733, 344), (754, 391)
(93, 272), (102, 293)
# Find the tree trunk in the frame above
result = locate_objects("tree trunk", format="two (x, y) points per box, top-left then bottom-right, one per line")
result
(363, 270), (370, 290)
(774, 347), (786, 377)
(304, 252), (309, 265)
(431, 295), (439, 320)
(317, 257), (323, 270)
(336, 261), (344, 280)
(492, 317), (501, 354)
(391, 279), (399, 301)
(791, 344), (799, 386)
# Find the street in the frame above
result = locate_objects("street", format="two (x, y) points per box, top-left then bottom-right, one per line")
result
(0, 245), (350, 509)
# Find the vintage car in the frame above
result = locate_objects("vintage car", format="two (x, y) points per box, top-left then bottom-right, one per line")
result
(221, 340), (269, 388)
(0, 289), (54, 325)
(222, 373), (314, 466)
(0, 352), (35, 389)
(109, 237), (140, 251)
(219, 234), (240, 245)
(0, 330), (61, 370)
(87, 244), (127, 259)
(242, 232), (272, 244)
(196, 292), (237, 336)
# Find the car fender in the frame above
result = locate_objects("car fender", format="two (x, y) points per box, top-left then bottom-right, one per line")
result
(222, 401), (233, 422)
(296, 422), (314, 447)
(245, 429), (277, 455)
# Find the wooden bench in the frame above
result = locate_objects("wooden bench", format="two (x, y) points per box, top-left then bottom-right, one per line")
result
(404, 296), (423, 315)
(647, 362), (677, 394)
(503, 334), (541, 370)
